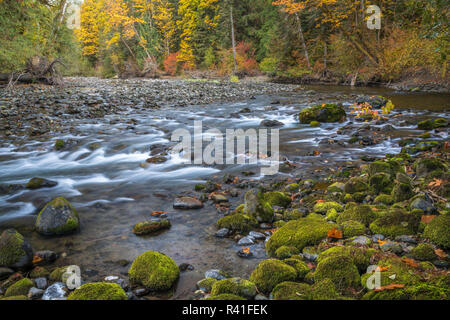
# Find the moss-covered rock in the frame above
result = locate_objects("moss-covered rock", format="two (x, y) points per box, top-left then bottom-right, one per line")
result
(340, 220), (366, 238)
(310, 121), (320, 127)
(216, 213), (258, 233)
(271, 281), (312, 300)
(391, 182), (414, 202)
(244, 189), (274, 223)
(49, 266), (71, 282)
(25, 177), (57, 190)
(314, 255), (360, 291)
(282, 258), (309, 280)
(327, 182), (345, 193)
(0, 229), (33, 269)
(283, 209), (305, 221)
(35, 197), (80, 236)
(249, 259), (297, 294)
(299, 104), (346, 124)
(210, 278), (257, 299)
(313, 201), (343, 214)
(67, 282), (128, 300)
(344, 177), (368, 194)
(263, 191), (291, 207)
(423, 214), (450, 249)
(374, 194), (394, 205)
(336, 205), (378, 226)
(0, 295), (28, 300)
(409, 243), (437, 261)
(417, 118), (447, 131)
(317, 246), (373, 273)
(205, 293), (246, 300)
(29, 266), (49, 278)
(266, 216), (335, 256)
(326, 208), (339, 222)
(369, 173), (393, 194)
(128, 251), (179, 291)
(196, 278), (217, 292)
(4, 278), (34, 297)
(132, 220), (171, 236)
(311, 279), (342, 300)
(274, 246), (298, 259)
(369, 208), (419, 237)
(54, 139), (65, 150)
(413, 158), (447, 178)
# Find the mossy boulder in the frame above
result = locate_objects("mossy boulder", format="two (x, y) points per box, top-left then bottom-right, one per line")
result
(369, 173), (393, 194)
(54, 139), (65, 150)
(67, 282), (127, 300)
(271, 281), (312, 300)
(369, 208), (419, 237)
(326, 208), (339, 222)
(336, 205), (378, 226)
(310, 121), (320, 127)
(314, 255), (360, 291)
(249, 259), (297, 294)
(313, 201), (343, 214)
(413, 158), (447, 178)
(35, 197), (80, 236)
(344, 177), (368, 194)
(216, 213), (258, 233)
(374, 194), (394, 205)
(340, 220), (366, 238)
(210, 278), (257, 299)
(317, 246), (373, 273)
(391, 183), (414, 202)
(26, 177), (57, 190)
(363, 283), (448, 300)
(417, 118), (447, 131)
(312, 279), (342, 300)
(29, 266), (49, 278)
(263, 191), (291, 207)
(205, 293), (245, 300)
(327, 182), (345, 193)
(4, 278), (34, 297)
(410, 243), (437, 261)
(196, 278), (217, 292)
(282, 258), (310, 280)
(299, 104), (346, 124)
(132, 219), (171, 236)
(128, 251), (179, 291)
(0, 229), (33, 269)
(266, 216), (335, 256)
(274, 246), (298, 259)
(423, 214), (450, 249)
(0, 295), (28, 300)
(368, 160), (403, 177)
(244, 189), (274, 223)
(49, 266), (71, 282)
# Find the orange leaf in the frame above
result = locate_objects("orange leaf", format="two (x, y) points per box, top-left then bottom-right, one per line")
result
(374, 283), (405, 292)
(421, 215), (436, 224)
(241, 247), (250, 254)
(327, 227), (343, 239)
(402, 257), (419, 268)
(435, 249), (448, 259)
(151, 211), (167, 216)
(378, 240), (388, 246)
(32, 256), (43, 264)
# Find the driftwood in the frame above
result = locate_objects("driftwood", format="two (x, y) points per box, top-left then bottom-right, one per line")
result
(0, 56), (66, 86)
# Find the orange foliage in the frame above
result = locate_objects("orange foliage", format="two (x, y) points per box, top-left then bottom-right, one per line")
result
(327, 227), (343, 239)
(374, 283), (405, 292)
(163, 52), (179, 75)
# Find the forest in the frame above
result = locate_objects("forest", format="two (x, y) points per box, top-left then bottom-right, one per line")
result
(0, 0), (448, 85)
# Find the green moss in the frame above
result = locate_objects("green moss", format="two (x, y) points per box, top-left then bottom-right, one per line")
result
(0, 295), (28, 300)
(263, 191), (291, 207)
(369, 208), (419, 237)
(363, 284), (448, 300)
(35, 197), (80, 235)
(194, 184), (206, 191)
(128, 251), (179, 291)
(216, 214), (258, 233)
(391, 183), (414, 202)
(314, 255), (360, 291)
(265, 216), (335, 256)
(352, 192), (366, 203)
(417, 118), (447, 130)
(54, 139), (65, 150)
(369, 173), (393, 194)
(275, 246), (298, 259)
(344, 177), (368, 194)
(244, 190), (274, 222)
(132, 220), (171, 236)
(299, 104), (346, 124)
(283, 209), (305, 220)
(326, 208), (339, 222)
(311, 279), (341, 300)
(313, 201), (343, 214)
(413, 158), (447, 178)
(249, 259), (297, 294)
(374, 194), (394, 205)
(29, 266), (49, 278)
(368, 160), (403, 176)
(282, 258), (310, 280)
(343, 193), (354, 203)
(271, 281), (312, 300)
(310, 121), (320, 127)
(205, 293), (246, 300)
(424, 214), (450, 249)
(210, 278), (256, 299)
(49, 266), (70, 282)
(0, 229), (31, 269)
(197, 278), (217, 292)
(67, 283), (127, 300)
(317, 246), (373, 273)
(340, 220), (366, 238)
(336, 205), (378, 226)
(25, 177), (53, 189)
(327, 182), (345, 193)
(4, 278), (34, 297)
(410, 243), (437, 261)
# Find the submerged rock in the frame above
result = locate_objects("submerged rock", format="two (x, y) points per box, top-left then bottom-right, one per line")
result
(132, 219), (171, 236)
(26, 177), (57, 189)
(35, 197), (80, 236)
(173, 196), (203, 209)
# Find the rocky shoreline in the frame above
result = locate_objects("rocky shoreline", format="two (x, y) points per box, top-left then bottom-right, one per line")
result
(0, 83), (449, 300)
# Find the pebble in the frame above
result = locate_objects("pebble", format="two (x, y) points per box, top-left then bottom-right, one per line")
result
(205, 269), (229, 280)
(179, 263), (194, 271)
(134, 288), (149, 296)
(104, 275), (119, 281)
(303, 253), (318, 262)
(237, 248), (253, 258)
(249, 231), (266, 240)
(395, 235), (417, 244)
(215, 228), (229, 238)
(380, 242), (403, 254)
(34, 250), (58, 264)
(34, 277), (48, 290)
(237, 236), (254, 246)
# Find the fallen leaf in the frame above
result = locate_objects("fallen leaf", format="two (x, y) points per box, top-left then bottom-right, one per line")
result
(32, 256), (43, 264)
(241, 247), (250, 254)
(151, 211), (167, 216)
(435, 249), (448, 259)
(421, 215), (437, 224)
(402, 257), (419, 268)
(327, 227), (343, 239)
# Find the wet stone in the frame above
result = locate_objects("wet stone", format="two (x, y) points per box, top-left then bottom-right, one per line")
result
(42, 282), (67, 300)
(205, 269), (229, 280)
(173, 197), (203, 210)
(215, 228), (229, 238)
(34, 277), (48, 290)
(237, 236), (254, 246)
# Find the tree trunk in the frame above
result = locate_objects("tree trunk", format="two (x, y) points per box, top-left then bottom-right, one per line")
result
(341, 29), (379, 66)
(230, 5), (238, 75)
(294, 13), (311, 70)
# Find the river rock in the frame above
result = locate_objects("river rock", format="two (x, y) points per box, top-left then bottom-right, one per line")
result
(173, 197), (203, 209)
(132, 219), (171, 235)
(34, 277), (48, 290)
(26, 177), (58, 189)
(35, 197), (80, 236)
(0, 229), (33, 269)
(28, 287), (44, 299)
(249, 231), (266, 240)
(237, 236), (254, 246)
(33, 250), (58, 264)
(410, 196), (436, 214)
(260, 119), (284, 127)
(215, 228), (229, 238)
(205, 269), (230, 280)
(42, 282), (68, 300)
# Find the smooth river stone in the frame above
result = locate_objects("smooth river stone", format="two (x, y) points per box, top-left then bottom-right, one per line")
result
(173, 197), (203, 210)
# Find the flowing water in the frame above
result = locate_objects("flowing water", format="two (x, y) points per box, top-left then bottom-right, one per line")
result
(0, 82), (449, 299)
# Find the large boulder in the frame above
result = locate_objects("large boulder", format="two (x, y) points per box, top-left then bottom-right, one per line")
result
(244, 189), (274, 223)
(249, 259), (297, 294)
(210, 278), (257, 299)
(313, 255), (360, 291)
(299, 104), (346, 124)
(4, 278), (34, 297)
(128, 251), (179, 291)
(424, 214), (450, 249)
(369, 209), (419, 238)
(0, 229), (33, 269)
(35, 197), (80, 236)
(67, 282), (128, 300)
